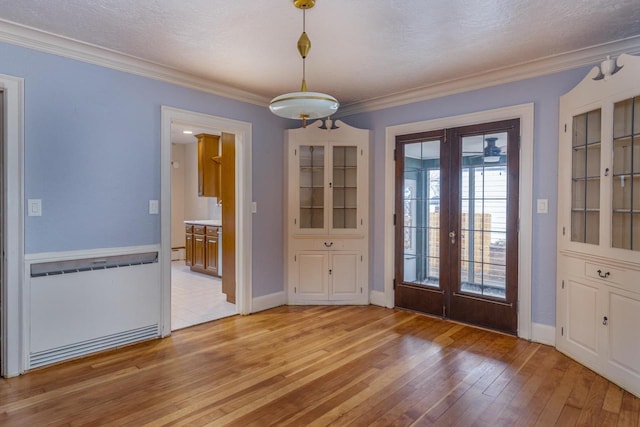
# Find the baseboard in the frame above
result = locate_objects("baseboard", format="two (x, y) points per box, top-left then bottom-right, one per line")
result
(171, 248), (185, 261)
(531, 322), (556, 346)
(251, 291), (286, 313)
(370, 290), (389, 308)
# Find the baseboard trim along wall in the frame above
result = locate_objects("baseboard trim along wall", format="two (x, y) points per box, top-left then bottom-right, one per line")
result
(531, 322), (556, 346)
(252, 291), (286, 313)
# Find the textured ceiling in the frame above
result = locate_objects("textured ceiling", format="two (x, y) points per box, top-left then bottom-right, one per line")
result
(0, 0), (639, 107)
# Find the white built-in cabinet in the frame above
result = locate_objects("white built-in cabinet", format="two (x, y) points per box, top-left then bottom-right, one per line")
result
(285, 120), (369, 305)
(557, 53), (640, 398)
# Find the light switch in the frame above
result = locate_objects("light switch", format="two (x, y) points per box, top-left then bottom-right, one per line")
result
(537, 199), (548, 214)
(149, 200), (159, 215)
(252, 202), (257, 213)
(28, 199), (42, 217)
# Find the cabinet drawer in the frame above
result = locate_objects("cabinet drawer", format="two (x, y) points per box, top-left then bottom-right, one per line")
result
(193, 225), (206, 235)
(585, 262), (629, 287)
(206, 226), (219, 236)
(185, 224), (193, 233)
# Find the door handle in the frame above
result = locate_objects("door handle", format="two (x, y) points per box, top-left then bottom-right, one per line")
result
(449, 231), (456, 245)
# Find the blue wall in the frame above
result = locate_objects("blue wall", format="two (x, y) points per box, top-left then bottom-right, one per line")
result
(2, 39), (601, 324)
(342, 66), (593, 326)
(0, 41), (288, 298)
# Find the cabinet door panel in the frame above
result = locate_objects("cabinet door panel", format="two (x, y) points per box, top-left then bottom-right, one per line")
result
(607, 290), (640, 377)
(330, 252), (359, 299)
(205, 234), (219, 276)
(297, 252), (328, 298)
(193, 236), (205, 269)
(185, 233), (193, 266)
(566, 279), (599, 356)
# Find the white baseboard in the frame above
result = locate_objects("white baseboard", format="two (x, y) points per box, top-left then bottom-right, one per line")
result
(370, 290), (389, 308)
(531, 322), (556, 346)
(251, 291), (286, 313)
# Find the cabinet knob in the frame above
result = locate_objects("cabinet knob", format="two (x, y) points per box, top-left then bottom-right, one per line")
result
(603, 316), (608, 326)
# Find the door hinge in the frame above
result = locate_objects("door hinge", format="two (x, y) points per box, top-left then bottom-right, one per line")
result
(393, 278), (396, 289)
(294, 218), (297, 225)
(564, 123), (567, 133)
(360, 287), (363, 294)
(294, 255), (297, 262)
(361, 149), (364, 156)
(294, 148), (297, 156)
(361, 255), (363, 262)
(562, 280), (565, 289)
(562, 226), (565, 236)
(561, 326), (564, 336)
(294, 287), (297, 293)
(393, 213), (396, 226)
(361, 218), (363, 226)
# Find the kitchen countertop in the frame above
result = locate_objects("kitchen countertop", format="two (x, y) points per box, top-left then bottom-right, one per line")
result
(184, 219), (222, 227)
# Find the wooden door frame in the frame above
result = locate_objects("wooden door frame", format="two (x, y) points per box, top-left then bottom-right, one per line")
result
(381, 103), (534, 340)
(160, 107), (253, 337)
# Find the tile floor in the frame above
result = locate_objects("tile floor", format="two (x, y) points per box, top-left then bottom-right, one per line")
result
(171, 260), (237, 330)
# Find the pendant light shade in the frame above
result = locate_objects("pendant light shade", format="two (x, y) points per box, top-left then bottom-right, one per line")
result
(269, 0), (339, 125)
(270, 91), (339, 120)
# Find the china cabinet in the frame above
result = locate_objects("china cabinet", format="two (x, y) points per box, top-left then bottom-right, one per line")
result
(556, 54), (640, 397)
(284, 120), (370, 304)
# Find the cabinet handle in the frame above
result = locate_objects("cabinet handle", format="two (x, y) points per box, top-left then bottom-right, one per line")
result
(324, 242), (333, 247)
(597, 269), (610, 278)
(603, 316), (608, 326)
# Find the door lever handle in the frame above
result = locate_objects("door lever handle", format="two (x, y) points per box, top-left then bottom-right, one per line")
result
(449, 231), (456, 245)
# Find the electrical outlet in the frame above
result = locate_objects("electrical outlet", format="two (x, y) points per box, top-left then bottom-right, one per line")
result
(28, 199), (42, 216)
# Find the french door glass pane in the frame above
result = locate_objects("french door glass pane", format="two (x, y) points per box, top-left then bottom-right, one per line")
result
(402, 140), (440, 287)
(459, 133), (508, 299)
(299, 145), (324, 229)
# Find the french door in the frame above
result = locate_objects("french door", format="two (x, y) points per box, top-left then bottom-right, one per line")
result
(394, 119), (520, 334)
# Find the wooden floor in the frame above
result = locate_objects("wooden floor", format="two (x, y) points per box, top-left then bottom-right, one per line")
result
(1, 306), (639, 426)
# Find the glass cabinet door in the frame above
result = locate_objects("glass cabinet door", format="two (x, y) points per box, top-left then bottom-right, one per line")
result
(332, 146), (358, 230)
(571, 109), (601, 245)
(299, 145), (325, 229)
(612, 96), (640, 250)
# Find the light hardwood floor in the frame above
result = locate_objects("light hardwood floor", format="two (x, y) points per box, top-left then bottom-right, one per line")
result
(1, 306), (638, 426)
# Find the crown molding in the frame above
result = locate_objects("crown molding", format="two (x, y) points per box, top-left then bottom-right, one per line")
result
(336, 35), (640, 117)
(0, 19), (270, 107)
(1, 18), (639, 116)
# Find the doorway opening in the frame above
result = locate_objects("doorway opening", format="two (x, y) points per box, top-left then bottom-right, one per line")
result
(160, 107), (252, 337)
(395, 119), (521, 334)
(169, 124), (235, 329)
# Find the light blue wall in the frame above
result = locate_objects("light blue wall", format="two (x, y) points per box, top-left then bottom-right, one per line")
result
(1, 39), (601, 322)
(0, 41), (289, 297)
(342, 66), (593, 326)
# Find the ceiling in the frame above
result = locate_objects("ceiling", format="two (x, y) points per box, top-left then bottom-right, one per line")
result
(1, 0), (639, 110)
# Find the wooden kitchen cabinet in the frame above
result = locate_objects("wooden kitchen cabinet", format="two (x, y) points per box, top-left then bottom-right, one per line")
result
(196, 133), (221, 198)
(184, 222), (221, 277)
(205, 226), (220, 276)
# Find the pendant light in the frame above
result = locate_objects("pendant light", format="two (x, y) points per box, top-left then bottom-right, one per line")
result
(269, 0), (339, 127)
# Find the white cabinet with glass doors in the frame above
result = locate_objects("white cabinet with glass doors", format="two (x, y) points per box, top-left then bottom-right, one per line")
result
(284, 120), (369, 305)
(556, 53), (640, 397)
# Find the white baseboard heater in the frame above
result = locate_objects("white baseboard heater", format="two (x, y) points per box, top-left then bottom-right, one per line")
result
(28, 251), (161, 369)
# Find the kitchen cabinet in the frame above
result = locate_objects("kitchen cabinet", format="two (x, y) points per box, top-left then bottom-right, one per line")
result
(556, 53), (640, 397)
(284, 120), (369, 305)
(184, 222), (221, 277)
(196, 133), (221, 198)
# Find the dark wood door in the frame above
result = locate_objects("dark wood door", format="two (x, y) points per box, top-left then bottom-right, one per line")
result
(395, 119), (520, 334)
